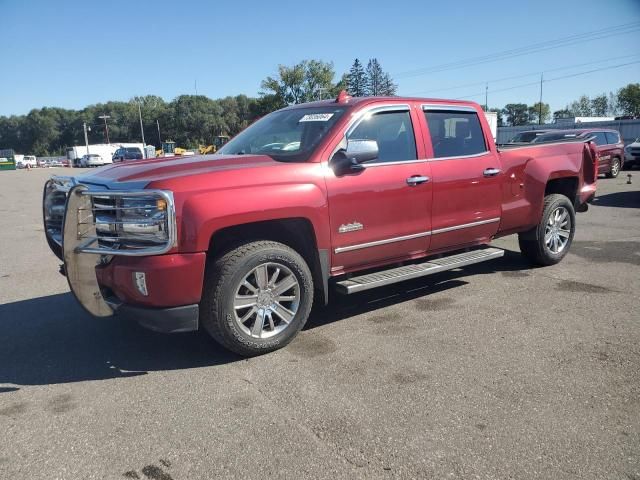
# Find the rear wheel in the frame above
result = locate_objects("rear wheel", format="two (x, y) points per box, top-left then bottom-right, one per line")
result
(200, 241), (313, 356)
(606, 158), (620, 178)
(518, 194), (576, 266)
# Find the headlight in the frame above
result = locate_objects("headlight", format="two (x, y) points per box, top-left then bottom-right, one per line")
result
(78, 190), (176, 255)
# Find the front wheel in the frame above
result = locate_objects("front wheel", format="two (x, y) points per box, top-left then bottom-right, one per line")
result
(200, 241), (314, 356)
(518, 194), (576, 266)
(606, 158), (621, 178)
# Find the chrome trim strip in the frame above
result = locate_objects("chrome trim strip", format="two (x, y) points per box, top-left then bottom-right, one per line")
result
(334, 231), (431, 254)
(428, 151), (490, 161)
(334, 218), (501, 253)
(362, 158), (429, 167)
(422, 104), (477, 112)
(431, 217), (500, 235)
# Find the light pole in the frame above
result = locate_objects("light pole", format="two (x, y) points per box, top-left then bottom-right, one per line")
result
(83, 122), (91, 154)
(98, 114), (111, 143)
(137, 102), (145, 146)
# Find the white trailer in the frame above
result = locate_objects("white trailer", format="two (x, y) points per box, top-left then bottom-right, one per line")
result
(66, 144), (118, 165)
(483, 111), (498, 141)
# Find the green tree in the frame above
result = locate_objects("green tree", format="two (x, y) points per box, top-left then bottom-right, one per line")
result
(590, 94), (608, 116)
(347, 58), (366, 97)
(365, 58), (384, 96)
(553, 108), (572, 121)
(501, 103), (529, 126)
(528, 102), (550, 125)
(617, 83), (640, 116)
(380, 72), (397, 96)
(569, 95), (592, 117)
(260, 60), (337, 105)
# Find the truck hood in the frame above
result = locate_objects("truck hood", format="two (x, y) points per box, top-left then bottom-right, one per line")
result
(77, 154), (286, 188)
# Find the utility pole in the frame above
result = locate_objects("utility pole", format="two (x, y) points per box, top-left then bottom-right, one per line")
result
(98, 114), (111, 143)
(485, 83), (488, 112)
(83, 122), (90, 156)
(538, 73), (544, 125)
(195, 80), (198, 96)
(137, 102), (145, 146)
(156, 119), (162, 144)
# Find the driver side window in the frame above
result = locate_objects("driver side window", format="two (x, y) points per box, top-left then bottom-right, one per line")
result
(348, 111), (417, 163)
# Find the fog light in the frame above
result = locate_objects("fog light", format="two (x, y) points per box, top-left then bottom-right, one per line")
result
(133, 272), (148, 296)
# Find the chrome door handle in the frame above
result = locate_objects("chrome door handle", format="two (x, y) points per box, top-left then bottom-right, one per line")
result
(406, 175), (430, 186)
(483, 168), (501, 177)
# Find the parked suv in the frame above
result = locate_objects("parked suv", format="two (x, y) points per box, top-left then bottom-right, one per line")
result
(533, 129), (624, 178)
(113, 147), (143, 162)
(625, 137), (640, 169)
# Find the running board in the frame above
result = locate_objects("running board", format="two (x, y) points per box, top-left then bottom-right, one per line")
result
(335, 247), (505, 294)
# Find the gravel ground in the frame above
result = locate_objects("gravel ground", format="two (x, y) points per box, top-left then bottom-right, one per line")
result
(0, 167), (638, 480)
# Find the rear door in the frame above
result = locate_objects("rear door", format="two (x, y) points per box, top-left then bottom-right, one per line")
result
(605, 131), (623, 169)
(421, 105), (503, 252)
(589, 131), (610, 173)
(325, 104), (432, 274)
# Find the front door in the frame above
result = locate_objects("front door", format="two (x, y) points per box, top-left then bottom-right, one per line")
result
(421, 106), (503, 252)
(325, 105), (432, 274)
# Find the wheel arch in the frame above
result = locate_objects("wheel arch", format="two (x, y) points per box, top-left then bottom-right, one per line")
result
(207, 218), (329, 305)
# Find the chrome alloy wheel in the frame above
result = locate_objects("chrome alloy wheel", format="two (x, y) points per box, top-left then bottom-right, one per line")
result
(233, 262), (300, 339)
(611, 159), (620, 177)
(545, 206), (571, 254)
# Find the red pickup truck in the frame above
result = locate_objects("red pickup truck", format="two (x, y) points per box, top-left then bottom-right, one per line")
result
(43, 93), (598, 356)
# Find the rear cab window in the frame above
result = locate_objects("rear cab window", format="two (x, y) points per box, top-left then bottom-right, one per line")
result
(423, 108), (487, 158)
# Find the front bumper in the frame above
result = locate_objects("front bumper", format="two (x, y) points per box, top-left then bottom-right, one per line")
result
(107, 300), (199, 333)
(45, 180), (203, 333)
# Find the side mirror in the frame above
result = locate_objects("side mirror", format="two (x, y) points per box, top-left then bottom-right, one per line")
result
(331, 139), (378, 175)
(345, 139), (379, 164)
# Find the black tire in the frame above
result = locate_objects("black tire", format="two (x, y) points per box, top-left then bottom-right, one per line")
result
(200, 241), (314, 356)
(518, 194), (576, 266)
(606, 157), (621, 178)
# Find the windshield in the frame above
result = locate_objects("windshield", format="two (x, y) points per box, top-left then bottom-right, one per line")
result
(217, 106), (347, 162)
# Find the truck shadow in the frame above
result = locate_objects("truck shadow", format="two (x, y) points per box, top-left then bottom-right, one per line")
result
(0, 250), (532, 388)
(591, 190), (640, 209)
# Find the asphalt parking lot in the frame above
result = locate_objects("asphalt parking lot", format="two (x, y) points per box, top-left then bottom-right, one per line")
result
(0, 167), (638, 480)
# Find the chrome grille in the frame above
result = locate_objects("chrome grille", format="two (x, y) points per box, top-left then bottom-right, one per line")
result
(43, 176), (176, 257)
(43, 176), (77, 249)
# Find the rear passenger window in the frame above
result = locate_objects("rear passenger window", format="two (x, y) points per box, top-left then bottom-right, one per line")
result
(590, 132), (608, 146)
(605, 131), (620, 144)
(425, 110), (487, 158)
(348, 110), (417, 163)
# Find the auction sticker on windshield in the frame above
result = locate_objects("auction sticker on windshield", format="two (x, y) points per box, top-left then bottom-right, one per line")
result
(299, 113), (334, 122)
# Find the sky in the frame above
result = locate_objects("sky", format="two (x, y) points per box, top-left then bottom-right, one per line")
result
(1, 0), (639, 116)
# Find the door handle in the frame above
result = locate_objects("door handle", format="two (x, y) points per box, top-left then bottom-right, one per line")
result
(483, 168), (501, 177)
(406, 175), (430, 186)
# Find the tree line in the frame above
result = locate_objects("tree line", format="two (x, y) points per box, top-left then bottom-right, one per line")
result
(1, 57), (638, 154)
(0, 58), (396, 156)
(492, 83), (640, 127)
